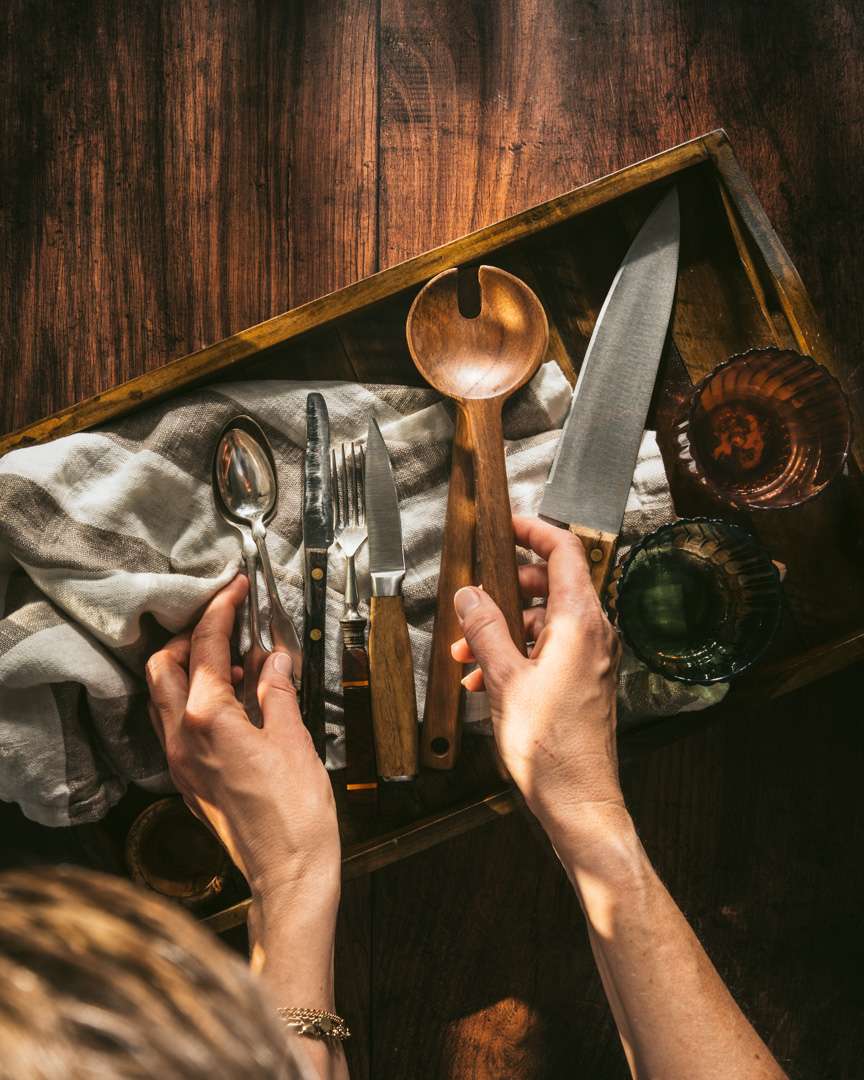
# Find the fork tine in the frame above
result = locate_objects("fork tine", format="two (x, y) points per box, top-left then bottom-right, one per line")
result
(340, 443), (350, 529)
(330, 448), (342, 531)
(349, 442), (359, 527)
(357, 443), (366, 525)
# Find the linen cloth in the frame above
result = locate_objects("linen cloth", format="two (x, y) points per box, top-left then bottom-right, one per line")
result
(0, 363), (727, 827)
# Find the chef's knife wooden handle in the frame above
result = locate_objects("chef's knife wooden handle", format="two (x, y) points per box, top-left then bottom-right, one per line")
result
(369, 595), (419, 781)
(302, 548), (328, 761)
(422, 410), (474, 771)
(465, 399), (527, 655)
(341, 622), (378, 804)
(569, 525), (618, 598)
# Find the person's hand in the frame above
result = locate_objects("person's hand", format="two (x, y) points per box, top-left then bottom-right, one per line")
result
(145, 574), (340, 907)
(450, 516), (624, 843)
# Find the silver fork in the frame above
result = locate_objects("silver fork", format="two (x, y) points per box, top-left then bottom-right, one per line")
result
(330, 442), (367, 629)
(330, 442), (377, 802)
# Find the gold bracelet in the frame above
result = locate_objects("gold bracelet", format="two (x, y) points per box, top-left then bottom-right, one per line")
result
(277, 1007), (351, 1041)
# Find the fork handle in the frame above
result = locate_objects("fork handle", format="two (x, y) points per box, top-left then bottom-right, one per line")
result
(341, 617), (377, 805)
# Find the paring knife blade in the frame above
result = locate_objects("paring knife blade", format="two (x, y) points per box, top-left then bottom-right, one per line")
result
(366, 418), (406, 579)
(301, 392), (333, 761)
(365, 417), (418, 782)
(539, 186), (680, 591)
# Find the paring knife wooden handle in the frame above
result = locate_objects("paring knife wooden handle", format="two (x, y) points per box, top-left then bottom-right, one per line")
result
(569, 525), (618, 597)
(466, 399), (527, 655)
(368, 595), (419, 780)
(422, 410), (474, 770)
(301, 548), (328, 761)
(341, 619), (378, 804)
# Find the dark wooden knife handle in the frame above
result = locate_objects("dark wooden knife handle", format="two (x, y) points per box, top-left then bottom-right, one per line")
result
(341, 622), (378, 804)
(302, 547), (328, 761)
(422, 409), (473, 770)
(368, 595), (419, 781)
(569, 525), (618, 598)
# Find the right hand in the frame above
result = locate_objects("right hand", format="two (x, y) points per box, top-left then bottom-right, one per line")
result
(450, 515), (624, 838)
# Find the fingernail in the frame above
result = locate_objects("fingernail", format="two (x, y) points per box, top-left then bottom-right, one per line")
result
(273, 653), (293, 678)
(453, 587), (481, 621)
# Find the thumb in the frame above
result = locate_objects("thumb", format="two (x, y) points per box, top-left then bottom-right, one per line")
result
(257, 650), (301, 726)
(453, 587), (523, 693)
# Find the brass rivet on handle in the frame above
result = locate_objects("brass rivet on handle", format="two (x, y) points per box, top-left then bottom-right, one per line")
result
(310, 628), (322, 641)
(311, 567), (324, 581)
(590, 547), (603, 563)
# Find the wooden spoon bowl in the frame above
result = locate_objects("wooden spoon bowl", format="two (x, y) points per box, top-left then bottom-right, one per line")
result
(407, 264), (548, 669)
(407, 266), (548, 400)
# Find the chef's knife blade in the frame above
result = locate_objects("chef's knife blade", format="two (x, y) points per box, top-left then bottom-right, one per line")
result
(364, 417), (418, 782)
(301, 392), (332, 761)
(540, 186), (680, 591)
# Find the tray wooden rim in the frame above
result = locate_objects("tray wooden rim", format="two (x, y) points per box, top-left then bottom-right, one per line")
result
(0, 128), (737, 455)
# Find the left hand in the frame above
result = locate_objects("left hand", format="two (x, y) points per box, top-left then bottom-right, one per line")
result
(145, 574), (340, 906)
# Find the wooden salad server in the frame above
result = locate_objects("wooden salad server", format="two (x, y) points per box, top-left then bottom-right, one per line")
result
(407, 265), (549, 711)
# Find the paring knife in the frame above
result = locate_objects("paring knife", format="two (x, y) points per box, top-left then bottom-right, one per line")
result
(540, 186), (680, 592)
(302, 392), (333, 761)
(365, 417), (419, 782)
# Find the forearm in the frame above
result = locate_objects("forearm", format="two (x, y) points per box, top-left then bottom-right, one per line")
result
(248, 880), (349, 1080)
(545, 805), (786, 1080)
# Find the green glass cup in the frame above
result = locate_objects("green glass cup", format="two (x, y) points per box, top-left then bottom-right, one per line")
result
(607, 518), (782, 684)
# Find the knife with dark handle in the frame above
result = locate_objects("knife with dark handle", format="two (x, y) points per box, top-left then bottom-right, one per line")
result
(540, 187), (681, 595)
(365, 417), (419, 782)
(301, 393), (333, 761)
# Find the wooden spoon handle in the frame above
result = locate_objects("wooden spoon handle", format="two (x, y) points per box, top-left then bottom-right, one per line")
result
(465, 400), (527, 655)
(422, 409), (474, 770)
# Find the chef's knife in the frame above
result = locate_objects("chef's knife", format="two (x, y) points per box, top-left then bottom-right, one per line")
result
(365, 417), (419, 782)
(302, 392), (333, 761)
(540, 186), (680, 593)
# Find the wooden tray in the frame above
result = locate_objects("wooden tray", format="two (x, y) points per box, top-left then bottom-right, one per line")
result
(6, 130), (864, 933)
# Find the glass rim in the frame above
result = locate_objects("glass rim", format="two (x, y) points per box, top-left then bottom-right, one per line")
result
(609, 516), (784, 685)
(685, 347), (853, 512)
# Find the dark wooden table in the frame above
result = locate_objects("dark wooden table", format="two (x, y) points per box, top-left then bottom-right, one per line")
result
(3, 3), (863, 1077)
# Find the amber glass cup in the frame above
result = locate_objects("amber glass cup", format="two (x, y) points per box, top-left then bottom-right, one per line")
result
(607, 518), (782, 684)
(674, 348), (851, 510)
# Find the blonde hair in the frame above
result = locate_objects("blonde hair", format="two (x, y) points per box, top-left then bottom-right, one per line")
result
(0, 866), (304, 1078)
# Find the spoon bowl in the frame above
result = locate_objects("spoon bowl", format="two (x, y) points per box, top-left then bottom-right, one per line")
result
(407, 266), (548, 400)
(214, 420), (278, 528)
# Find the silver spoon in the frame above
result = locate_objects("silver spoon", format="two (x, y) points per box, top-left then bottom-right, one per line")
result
(213, 417), (303, 713)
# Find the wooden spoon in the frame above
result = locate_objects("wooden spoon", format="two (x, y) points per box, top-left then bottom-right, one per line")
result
(407, 265), (549, 665)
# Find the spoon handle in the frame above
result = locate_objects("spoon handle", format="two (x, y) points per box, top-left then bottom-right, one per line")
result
(241, 543), (267, 728)
(421, 408), (473, 770)
(465, 400), (527, 655)
(253, 528), (303, 687)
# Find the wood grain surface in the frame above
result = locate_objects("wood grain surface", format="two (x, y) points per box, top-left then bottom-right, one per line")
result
(3, 2), (864, 1077)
